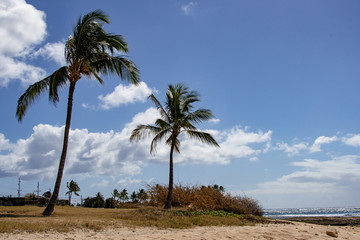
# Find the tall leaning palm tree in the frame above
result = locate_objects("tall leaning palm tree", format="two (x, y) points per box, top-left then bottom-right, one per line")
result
(130, 83), (219, 209)
(16, 10), (139, 216)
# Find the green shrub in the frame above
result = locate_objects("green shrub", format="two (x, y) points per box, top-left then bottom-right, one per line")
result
(84, 192), (105, 208)
(105, 198), (115, 208)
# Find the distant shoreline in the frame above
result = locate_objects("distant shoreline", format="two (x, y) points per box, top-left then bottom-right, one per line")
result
(284, 216), (360, 226)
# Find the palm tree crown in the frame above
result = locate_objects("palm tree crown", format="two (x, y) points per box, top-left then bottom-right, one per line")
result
(130, 83), (219, 209)
(131, 83), (219, 153)
(16, 9), (139, 121)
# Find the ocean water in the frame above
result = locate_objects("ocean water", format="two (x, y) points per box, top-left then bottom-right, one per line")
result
(264, 207), (360, 219)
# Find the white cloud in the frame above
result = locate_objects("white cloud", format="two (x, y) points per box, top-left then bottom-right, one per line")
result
(247, 155), (360, 208)
(0, 0), (46, 56)
(276, 135), (339, 155)
(0, 109), (273, 179)
(0, 124), (146, 180)
(0, 55), (46, 87)
(208, 118), (220, 124)
(181, 2), (198, 15)
(32, 42), (66, 65)
(98, 82), (155, 109)
(124, 107), (160, 133)
(0, 0), (47, 86)
(0, 133), (12, 151)
(309, 136), (338, 153)
(276, 142), (308, 156)
(117, 178), (142, 187)
(343, 134), (360, 147)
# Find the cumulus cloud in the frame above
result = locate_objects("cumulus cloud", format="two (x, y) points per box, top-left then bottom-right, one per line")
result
(309, 136), (338, 153)
(98, 82), (155, 109)
(0, 109), (272, 179)
(124, 107), (160, 133)
(276, 142), (308, 156)
(208, 118), (220, 124)
(0, 133), (11, 151)
(343, 134), (360, 147)
(117, 178), (142, 186)
(247, 155), (360, 208)
(276, 135), (339, 155)
(0, 124), (146, 180)
(0, 55), (46, 87)
(0, 0), (47, 86)
(32, 42), (66, 65)
(181, 2), (197, 15)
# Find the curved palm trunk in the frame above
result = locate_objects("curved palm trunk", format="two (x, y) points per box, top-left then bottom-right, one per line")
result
(43, 81), (76, 216)
(164, 141), (175, 209)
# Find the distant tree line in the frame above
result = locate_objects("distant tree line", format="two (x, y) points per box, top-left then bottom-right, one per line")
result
(83, 188), (148, 208)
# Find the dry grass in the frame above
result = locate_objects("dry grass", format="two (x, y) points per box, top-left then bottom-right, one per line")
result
(0, 205), (268, 233)
(0, 205), (127, 233)
(146, 184), (264, 216)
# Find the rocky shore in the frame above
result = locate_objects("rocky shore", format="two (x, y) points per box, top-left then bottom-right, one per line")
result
(286, 216), (360, 226)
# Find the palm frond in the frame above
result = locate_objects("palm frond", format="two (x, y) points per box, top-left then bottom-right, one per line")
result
(65, 36), (75, 64)
(148, 94), (171, 122)
(180, 121), (197, 131)
(186, 130), (220, 147)
(182, 91), (200, 112)
(154, 118), (171, 129)
(150, 129), (170, 154)
(16, 77), (51, 122)
(88, 67), (104, 85)
(102, 34), (128, 53)
(49, 66), (69, 103)
(81, 9), (110, 26)
(130, 124), (161, 142)
(184, 108), (214, 124)
(73, 10), (111, 60)
(166, 135), (181, 153)
(91, 56), (139, 84)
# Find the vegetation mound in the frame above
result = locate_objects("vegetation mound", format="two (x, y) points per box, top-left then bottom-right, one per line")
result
(146, 184), (263, 216)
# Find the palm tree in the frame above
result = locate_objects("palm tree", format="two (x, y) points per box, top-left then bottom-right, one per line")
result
(119, 188), (129, 203)
(16, 10), (139, 216)
(130, 83), (219, 209)
(66, 180), (80, 206)
(111, 188), (119, 203)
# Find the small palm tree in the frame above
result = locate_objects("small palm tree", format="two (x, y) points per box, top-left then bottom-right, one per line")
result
(137, 189), (148, 203)
(119, 188), (129, 203)
(130, 83), (219, 209)
(16, 10), (139, 216)
(66, 180), (80, 206)
(111, 189), (119, 202)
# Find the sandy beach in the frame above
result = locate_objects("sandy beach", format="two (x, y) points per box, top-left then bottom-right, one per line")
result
(1, 222), (359, 240)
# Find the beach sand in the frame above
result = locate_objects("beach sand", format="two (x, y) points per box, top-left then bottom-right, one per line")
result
(1, 222), (359, 240)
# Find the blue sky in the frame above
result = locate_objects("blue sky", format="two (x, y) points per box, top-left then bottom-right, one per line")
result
(1, 0), (360, 208)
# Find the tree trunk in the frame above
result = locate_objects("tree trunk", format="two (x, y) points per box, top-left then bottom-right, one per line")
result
(164, 141), (175, 209)
(68, 192), (72, 206)
(43, 81), (76, 216)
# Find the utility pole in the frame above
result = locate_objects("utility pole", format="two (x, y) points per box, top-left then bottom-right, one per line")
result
(17, 178), (21, 197)
(36, 182), (41, 198)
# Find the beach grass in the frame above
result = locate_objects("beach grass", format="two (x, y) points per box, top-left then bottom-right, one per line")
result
(0, 205), (268, 233)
